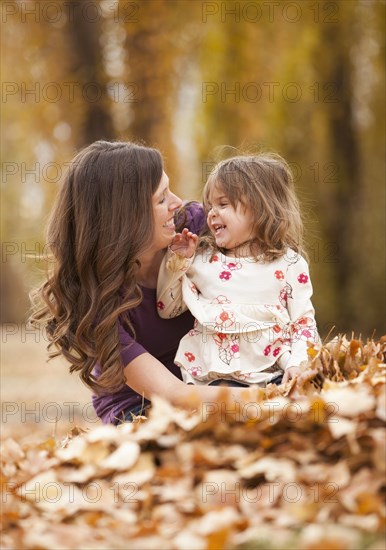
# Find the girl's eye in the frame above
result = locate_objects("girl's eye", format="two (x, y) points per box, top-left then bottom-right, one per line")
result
(159, 196), (166, 204)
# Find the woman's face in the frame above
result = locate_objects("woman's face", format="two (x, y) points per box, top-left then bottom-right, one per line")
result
(152, 171), (182, 250)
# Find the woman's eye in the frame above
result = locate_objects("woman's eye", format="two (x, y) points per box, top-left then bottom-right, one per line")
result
(159, 196), (166, 204)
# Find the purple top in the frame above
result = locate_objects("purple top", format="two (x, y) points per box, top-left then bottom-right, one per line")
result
(92, 202), (206, 424)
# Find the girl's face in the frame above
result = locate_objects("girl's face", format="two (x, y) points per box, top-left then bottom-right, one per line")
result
(152, 171), (182, 250)
(206, 186), (255, 255)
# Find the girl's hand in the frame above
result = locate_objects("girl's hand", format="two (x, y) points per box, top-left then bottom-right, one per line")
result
(170, 228), (198, 258)
(282, 365), (302, 384)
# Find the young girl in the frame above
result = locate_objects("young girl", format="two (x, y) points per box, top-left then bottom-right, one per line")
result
(157, 153), (319, 387)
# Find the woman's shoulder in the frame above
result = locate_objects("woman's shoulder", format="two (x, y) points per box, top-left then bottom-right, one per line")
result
(175, 201), (206, 235)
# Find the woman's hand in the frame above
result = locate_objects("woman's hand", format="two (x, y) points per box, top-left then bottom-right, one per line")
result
(282, 365), (302, 384)
(170, 228), (198, 258)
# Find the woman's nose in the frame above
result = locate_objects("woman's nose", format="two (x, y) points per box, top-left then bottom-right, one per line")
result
(169, 192), (182, 210)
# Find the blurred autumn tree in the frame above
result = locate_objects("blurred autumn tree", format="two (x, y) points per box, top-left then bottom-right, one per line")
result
(195, 0), (385, 336)
(1, 0), (384, 336)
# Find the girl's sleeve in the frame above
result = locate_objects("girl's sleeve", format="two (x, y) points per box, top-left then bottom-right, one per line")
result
(285, 255), (320, 369)
(157, 201), (205, 319)
(157, 249), (193, 318)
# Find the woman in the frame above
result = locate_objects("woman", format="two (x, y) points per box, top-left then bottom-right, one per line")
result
(31, 140), (254, 424)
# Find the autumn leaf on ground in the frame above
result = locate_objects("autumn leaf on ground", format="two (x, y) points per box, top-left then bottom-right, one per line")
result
(1, 336), (385, 550)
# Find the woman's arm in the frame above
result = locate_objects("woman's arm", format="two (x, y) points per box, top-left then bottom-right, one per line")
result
(123, 352), (254, 411)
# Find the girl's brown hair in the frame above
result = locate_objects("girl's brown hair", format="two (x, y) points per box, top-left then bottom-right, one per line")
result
(30, 140), (163, 395)
(201, 153), (304, 260)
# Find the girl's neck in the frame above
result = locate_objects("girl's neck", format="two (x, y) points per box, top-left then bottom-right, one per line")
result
(222, 240), (261, 258)
(137, 248), (165, 288)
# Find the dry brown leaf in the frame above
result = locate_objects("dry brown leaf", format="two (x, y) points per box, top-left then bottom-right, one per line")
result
(321, 384), (375, 417)
(99, 441), (140, 471)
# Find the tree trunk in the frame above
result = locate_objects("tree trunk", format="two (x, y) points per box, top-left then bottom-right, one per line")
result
(65, 1), (115, 147)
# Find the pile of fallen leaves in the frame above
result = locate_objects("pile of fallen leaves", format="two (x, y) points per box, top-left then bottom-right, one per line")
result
(1, 336), (385, 550)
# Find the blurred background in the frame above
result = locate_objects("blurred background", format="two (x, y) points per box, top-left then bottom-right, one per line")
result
(1, 0), (385, 343)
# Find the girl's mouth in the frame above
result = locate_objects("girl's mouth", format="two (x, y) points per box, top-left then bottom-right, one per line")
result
(213, 224), (226, 235)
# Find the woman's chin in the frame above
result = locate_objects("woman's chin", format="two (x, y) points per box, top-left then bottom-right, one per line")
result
(163, 230), (176, 245)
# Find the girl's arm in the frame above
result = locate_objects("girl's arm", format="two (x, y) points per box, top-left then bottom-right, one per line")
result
(282, 255), (319, 382)
(157, 229), (198, 319)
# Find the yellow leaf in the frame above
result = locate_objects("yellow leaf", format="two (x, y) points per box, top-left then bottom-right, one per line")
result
(37, 437), (56, 452)
(307, 346), (318, 359)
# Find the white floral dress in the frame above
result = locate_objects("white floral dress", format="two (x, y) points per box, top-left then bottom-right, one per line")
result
(157, 248), (319, 386)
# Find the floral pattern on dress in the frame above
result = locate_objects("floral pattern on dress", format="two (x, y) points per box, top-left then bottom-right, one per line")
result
(263, 345), (271, 356)
(284, 248), (301, 265)
(279, 283), (293, 307)
(215, 309), (236, 330)
(211, 295), (231, 305)
(213, 332), (240, 365)
(188, 319), (200, 336)
(297, 273), (309, 284)
(187, 365), (202, 378)
(213, 332), (228, 348)
(190, 283), (199, 296)
(219, 271), (232, 281)
(264, 342), (285, 358)
(289, 316), (318, 343)
(218, 260), (242, 282)
(223, 261), (242, 271)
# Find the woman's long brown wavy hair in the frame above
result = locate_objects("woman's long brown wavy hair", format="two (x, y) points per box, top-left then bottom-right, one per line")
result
(200, 153), (304, 261)
(30, 141), (163, 395)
